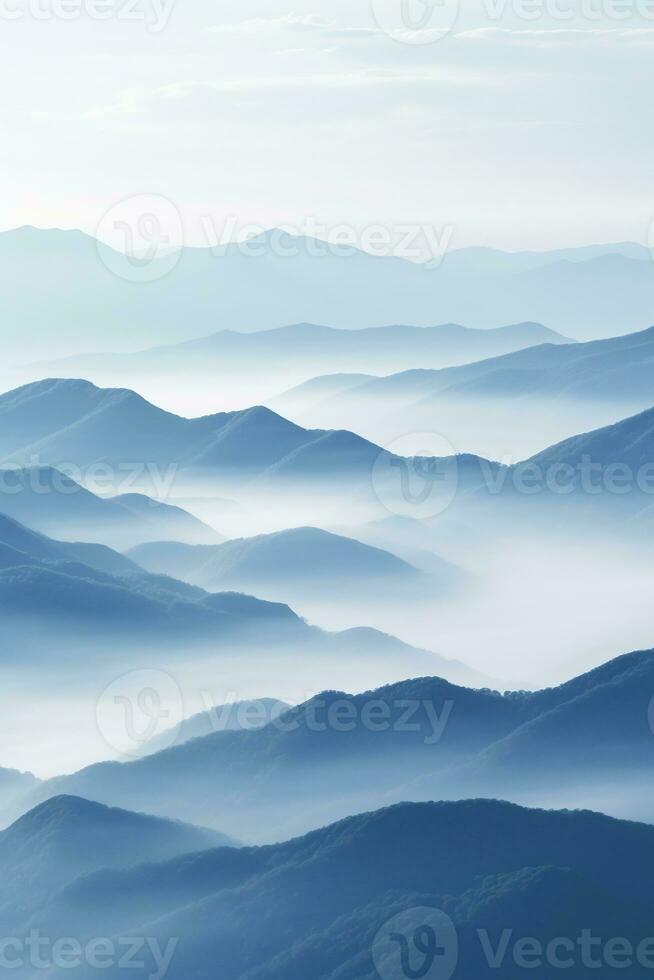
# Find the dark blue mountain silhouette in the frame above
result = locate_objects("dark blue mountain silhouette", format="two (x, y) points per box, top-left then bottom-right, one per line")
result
(28, 798), (654, 980)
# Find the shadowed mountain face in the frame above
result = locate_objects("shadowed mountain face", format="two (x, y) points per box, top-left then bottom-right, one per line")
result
(30, 320), (571, 413)
(0, 379), (374, 474)
(272, 326), (654, 460)
(21, 649), (654, 841)
(0, 794), (232, 930)
(0, 229), (652, 367)
(16, 798), (654, 980)
(0, 465), (220, 549)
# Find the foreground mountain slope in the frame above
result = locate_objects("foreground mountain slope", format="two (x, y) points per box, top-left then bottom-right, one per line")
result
(33, 798), (654, 980)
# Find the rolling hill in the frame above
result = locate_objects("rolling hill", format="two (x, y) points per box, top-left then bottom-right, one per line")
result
(22, 649), (654, 841)
(31, 320), (570, 410)
(128, 526), (431, 596)
(0, 380), (498, 518)
(0, 794), (231, 928)
(0, 511), (465, 710)
(0, 465), (219, 548)
(272, 326), (654, 460)
(21, 798), (654, 980)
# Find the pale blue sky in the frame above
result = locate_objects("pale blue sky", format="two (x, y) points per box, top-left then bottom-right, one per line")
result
(0, 0), (652, 250)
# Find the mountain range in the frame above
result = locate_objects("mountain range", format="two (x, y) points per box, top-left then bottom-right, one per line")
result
(1, 228), (652, 367)
(28, 320), (571, 411)
(17, 648), (654, 842)
(0, 380), (499, 524)
(0, 466), (219, 549)
(0, 510), (477, 708)
(11, 796), (654, 980)
(272, 325), (654, 460)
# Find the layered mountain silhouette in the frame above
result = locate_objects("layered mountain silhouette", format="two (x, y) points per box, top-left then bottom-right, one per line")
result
(128, 526), (439, 598)
(22, 649), (654, 841)
(273, 326), (654, 459)
(0, 511), (139, 576)
(20, 798), (654, 980)
(0, 510), (460, 697)
(0, 766), (39, 816)
(1, 228), (652, 365)
(33, 320), (570, 408)
(466, 405), (654, 533)
(0, 380), (499, 513)
(0, 465), (219, 549)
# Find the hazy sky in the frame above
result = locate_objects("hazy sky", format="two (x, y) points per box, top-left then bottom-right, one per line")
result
(0, 0), (652, 251)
